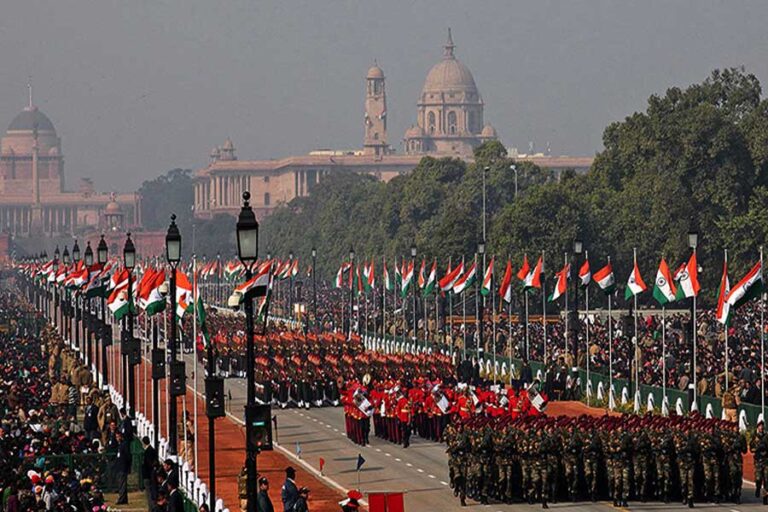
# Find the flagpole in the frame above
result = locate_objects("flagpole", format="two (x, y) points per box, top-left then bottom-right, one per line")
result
(462, 281), (467, 361)
(524, 288), (529, 360)
(492, 256), (496, 376)
(475, 253), (480, 359)
(761, 245), (765, 423)
(507, 255), (512, 385)
(382, 258), (386, 343)
(564, 252), (569, 361)
(633, 247), (639, 408)
(662, 305), (667, 416)
(692, 243), (698, 414)
(542, 251), (547, 366)
(724, 249), (729, 391)
(608, 256), (613, 411)
(584, 251), (590, 406)
(193, 255), (199, 474)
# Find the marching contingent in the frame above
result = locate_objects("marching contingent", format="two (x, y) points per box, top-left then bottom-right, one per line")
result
(11, 233), (768, 510)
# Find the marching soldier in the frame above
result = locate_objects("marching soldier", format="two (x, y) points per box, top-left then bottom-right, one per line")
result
(751, 420), (768, 504)
(676, 430), (697, 508)
(700, 425), (722, 503)
(582, 430), (602, 502)
(608, 425), (631, 507)
(632, 427), (652, 502)
(563, 423), (582, 501)
(493, 426), (515, 503)
(652, 427), (675, 503)
(723, 426), (747, 504)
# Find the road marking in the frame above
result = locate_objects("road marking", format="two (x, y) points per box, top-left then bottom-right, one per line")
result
(395, 458), (401, 462)
(428, 474), (435, 479)
(333, 428), (339, 432)
(406, 463), (413, 467)
(385, 453), (391, 457)
(440, 481), (448, 486)
(375, 448), (382, 452)
(417, 468), (424, 473)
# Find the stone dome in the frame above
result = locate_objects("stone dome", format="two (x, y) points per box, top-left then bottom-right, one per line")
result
(105, 200), (122, 214)
(481, 124), (497, 138)
(7, 107), (56, 133)
(367, 64), (384, 79)
(421, 30), (478, 95)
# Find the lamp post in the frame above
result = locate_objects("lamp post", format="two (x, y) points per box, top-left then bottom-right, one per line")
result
(53, 246), (60, 334)
(311, 247), (317, 330)
(63, 246), (71, 347)
(411, 243), (417, 344)
(166, 215), (181, 474)
(348, 247), (355, 338)
(477, 241), (485, 358)
(97, 236), (108, 390)
(236, 192), (260, 512)
(84, 242), (94, 368)
(688, 228), (699, 412)
(288, 250), (294, 318)
(123, 233), (136, 416)
(72, 240), (81, 359)
(572, 240), (583, 369)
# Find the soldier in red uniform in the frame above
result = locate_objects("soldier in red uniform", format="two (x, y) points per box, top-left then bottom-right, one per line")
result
(396, 391), (412, 448)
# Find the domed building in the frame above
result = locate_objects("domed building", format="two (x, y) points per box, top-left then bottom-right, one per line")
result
(404, 29), (497, 155)
(0, 89), (140, 241)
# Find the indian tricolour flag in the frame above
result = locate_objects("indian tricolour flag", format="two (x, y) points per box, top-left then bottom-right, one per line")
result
(139, 267), (166, 316)
(594, 261), (616, 294)
(480, 257), (494, 296)
(578, 258), (591, 286)
(335, 262), (352, 288)
(624, 258), (647, 300)
(652, 257), (677, 306)
(176, 270), (193, 320)
(674, 252), (700, 300)
(383, 260), (393, 291)
(715, 254), (730, 325)
(523, 257), (542, 291)
(401, 261), (415, 298)
(453, 261), (477, 295)
(422, 260), (437, 297)
(517, 254), (530, 282)
(548, 263), (569, 302)
(726, 260), (763, 310)
(439, 259), (463, 292)
(499, 259), (513, 303)
(363, 260), (375, 292)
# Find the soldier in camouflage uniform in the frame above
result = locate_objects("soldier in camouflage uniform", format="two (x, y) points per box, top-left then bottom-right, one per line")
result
(467, 429), (484, 504)
(700, 426), (722, 503)
(652, 428), (675, 503)
(531, 429), (550, 508)
(582, 430), (602, 502)
(520, 431), (535, 504)
(608, 425), (631, 507)
(545, 425), (560, 503)
(676, 430), (697, 508)
(632, 427), (652, 502)
(493, 426), (515, 503)
(563, 423), (582, 501)
(751, 421), (768, 504)
(479, 427), (495, 504)
(445, 423), (468, 506)
(723, 426), (747, 504)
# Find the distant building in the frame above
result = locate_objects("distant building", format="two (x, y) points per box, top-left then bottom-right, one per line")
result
(193, 30), (594, 220)
(0, 87), (139, 238)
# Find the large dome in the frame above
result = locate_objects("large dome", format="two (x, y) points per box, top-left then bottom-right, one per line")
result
(421, 30), (478, 95)
(7, 107), (56, 133)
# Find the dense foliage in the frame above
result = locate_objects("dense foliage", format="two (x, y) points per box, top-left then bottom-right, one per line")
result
(262, 68), (768, 304)
(138, 169), (236, 257)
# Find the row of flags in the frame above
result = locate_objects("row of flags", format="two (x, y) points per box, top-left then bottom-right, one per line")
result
(328, 250), (764, 326)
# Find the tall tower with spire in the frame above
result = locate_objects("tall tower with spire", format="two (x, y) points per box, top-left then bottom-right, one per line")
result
(363, 61), (389, 156)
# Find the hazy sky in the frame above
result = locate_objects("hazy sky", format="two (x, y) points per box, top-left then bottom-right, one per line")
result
(1, 0), (767, 192)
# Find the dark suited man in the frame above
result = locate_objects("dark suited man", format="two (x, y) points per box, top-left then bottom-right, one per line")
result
(83, 396), (99, 441)
(119, 407), (134, 441)
(167, 479), (184, 512)
(115, 431), (133, 504)
(257, 476), (275, 512)
(281, 467), (299, 512)
(141, 436), (158, 509)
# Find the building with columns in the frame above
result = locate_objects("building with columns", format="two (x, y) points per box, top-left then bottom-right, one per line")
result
(0, 91), (139, 238)
(193, 30), (593, 220)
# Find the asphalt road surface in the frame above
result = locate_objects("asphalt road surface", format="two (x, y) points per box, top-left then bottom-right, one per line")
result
(181, 352), (763, 511)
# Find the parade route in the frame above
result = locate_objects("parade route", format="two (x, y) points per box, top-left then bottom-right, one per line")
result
(178, 352), (764, 512)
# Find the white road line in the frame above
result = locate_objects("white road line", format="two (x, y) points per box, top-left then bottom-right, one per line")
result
(375, 448), (382, 452)
(333, 428), (339, 432)
(440, 481), (448, 486)
(428, 474), (435, 479)
(395, 458), (401, 462)
(417, 468), (424, 473)
(385, 453), (391, 457)
(406, 463), (413, 467)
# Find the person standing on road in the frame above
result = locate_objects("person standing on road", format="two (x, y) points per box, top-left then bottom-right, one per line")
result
(281, 466), (299, 512)
(292, 487), (309, 512)
(257, 476), (274, 512)
(142, 436), (158, 510)
(114, 431), (132, 505)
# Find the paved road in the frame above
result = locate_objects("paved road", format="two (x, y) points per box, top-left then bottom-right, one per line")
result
(180, 352), (763, 511)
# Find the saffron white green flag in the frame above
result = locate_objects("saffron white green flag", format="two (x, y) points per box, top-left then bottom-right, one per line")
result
(624, 259), (647, 300)
(480, 257), (494, 296)
(652, 257), (676, 305)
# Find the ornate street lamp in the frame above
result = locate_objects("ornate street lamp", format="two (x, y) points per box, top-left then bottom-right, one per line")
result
(411, 243), (417, 344)
(311, 247), (317, 330)
(122, 233), (137, 416)
(477, 241), (485, 357)
(96, 236), (109, 390)
(236, 192), (261, 512)
(348, 246), (355, 338)
(165, 215), (182, 477)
